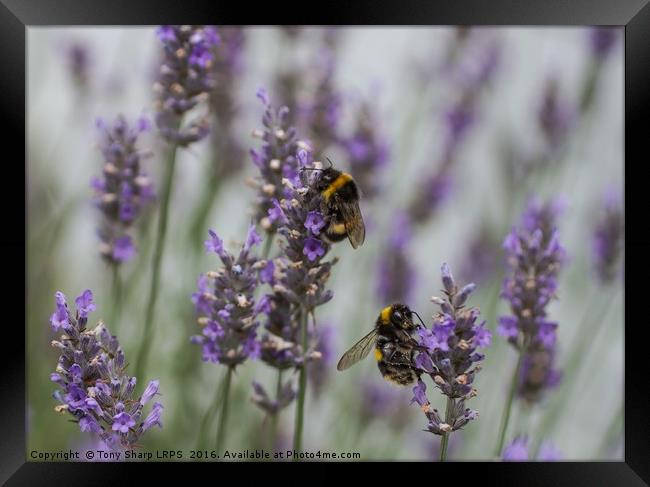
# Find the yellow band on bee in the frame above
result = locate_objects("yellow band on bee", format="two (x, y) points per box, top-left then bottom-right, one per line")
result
(380, 305), (392, 324)
(322, 173), (352, 200)
(374, 348), (383, 361)
(330, 223), (347, 235)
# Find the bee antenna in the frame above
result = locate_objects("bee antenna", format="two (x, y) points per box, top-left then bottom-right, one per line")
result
(412, 311), (427, 329)
(300, 157), (333, 172)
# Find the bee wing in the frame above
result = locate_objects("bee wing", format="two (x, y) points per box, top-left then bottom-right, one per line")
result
(337, 198), (366, 249)
(336, 328), (378, 371)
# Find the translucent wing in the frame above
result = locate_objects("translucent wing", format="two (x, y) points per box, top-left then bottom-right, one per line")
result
(337, 328), (378, 371)
(337, 197), (366, 249)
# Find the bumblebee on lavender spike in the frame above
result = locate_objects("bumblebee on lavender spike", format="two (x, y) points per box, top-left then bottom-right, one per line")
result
(304, 158), (365, 249)
(337, 304), (426, 385)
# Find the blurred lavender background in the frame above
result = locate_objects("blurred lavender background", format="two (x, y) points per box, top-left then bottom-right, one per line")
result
(27, 27), (623, 460)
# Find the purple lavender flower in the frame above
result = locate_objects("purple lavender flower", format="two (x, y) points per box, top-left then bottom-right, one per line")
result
(538, 441), (563, 460)
(153, 25), (218, 146)
(250, 89), (310, 235)
(408, 171), (453, 224)
(376, 211), (416, 304)
(444, 101), (475, 150)
(537, 77), (574, 150)
(208, 27), (247, 176)
(191, 224), (265, 367)
(92, 115), (154, 265)
(411, 263), (490, 438)
(304, 211), (325, 235)
(520, 196), (566, 240)
(581, 27), (620, 113)
(298, 46), (341, 150)
(592, 189), (623, 284)
(341, 101), (390, 200)
(499, 198), (566, 402)
(66, 42), (91, 90)
(502, 436), (529, 460)
(303, 236), (326, 262)
(589, 27), (619, 60)
(250, 380), (297, 416)
(502, 436), (563, 461)
(517, 346), (562, 403)
(49, 290), (162, 447)
(459, 225), (501, 285)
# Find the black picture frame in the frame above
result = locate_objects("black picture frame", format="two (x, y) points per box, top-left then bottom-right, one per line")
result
(4, 0), (647, 483)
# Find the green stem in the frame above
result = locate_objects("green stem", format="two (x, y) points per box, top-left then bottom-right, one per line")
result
(196, 383), (222, 450)
(269, 369), (284, 450)
(439, 396), (455, 462)
(292, 308), (309, 457)
(261, 233), (274, 260)
(134, 143), (179, 381)
(215, 366), (234, 452)
(495, 345), (525, 457)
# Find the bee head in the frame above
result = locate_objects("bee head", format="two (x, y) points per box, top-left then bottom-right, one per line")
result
(314, 166), (340, 192)
(390, 304), (426, 330)
(390, 304), (414, 330)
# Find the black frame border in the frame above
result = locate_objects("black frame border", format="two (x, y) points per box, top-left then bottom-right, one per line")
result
(5, 0), (648, 483)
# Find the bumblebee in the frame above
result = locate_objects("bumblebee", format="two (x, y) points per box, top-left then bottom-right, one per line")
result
(308, 159), (365, 249)
(337, 304), (424, 385)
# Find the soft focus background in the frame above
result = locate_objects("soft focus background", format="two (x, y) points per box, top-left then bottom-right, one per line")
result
(27, 27), (623, 460)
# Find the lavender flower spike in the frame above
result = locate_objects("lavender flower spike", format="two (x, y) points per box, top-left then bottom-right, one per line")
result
(252, 122), (338, 451)
(300, 46), (341, 150)
(66, 42), (91, 91)
(498, 198), (566, 402)
(249, 88), (310, 235)
(257, 147), (338, 373)
(495, 197), (566, 455)
(191, 224), (265, 367)
(207, 27), (246, 175)
(342, 100), (390, 201)
(376, 211), (415, 304)
(592, 189), (623, 284)
(49, 290), (162, 448)
(411, 263), (490, 460)
(92, 115), (154, 265)
(153, 25), (219, 146)
(502, 436), (563, 461)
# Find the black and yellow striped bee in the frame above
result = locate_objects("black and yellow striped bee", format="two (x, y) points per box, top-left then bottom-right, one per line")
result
(308, 160), (365, 249)
(337, 304), (425, 385)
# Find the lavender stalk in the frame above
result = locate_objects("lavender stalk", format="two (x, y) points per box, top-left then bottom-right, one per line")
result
(494, 198), (566, 455)
(134, 25), (217, 381)
(293, 309), (309, 456)
(411, 263), (491, 462)
(191, 224), (264, 450)
(215, 366), (234, 452)
(92, 115), (154, 330)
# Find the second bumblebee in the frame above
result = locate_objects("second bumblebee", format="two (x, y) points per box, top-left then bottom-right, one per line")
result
(337, 303), (423, 385)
